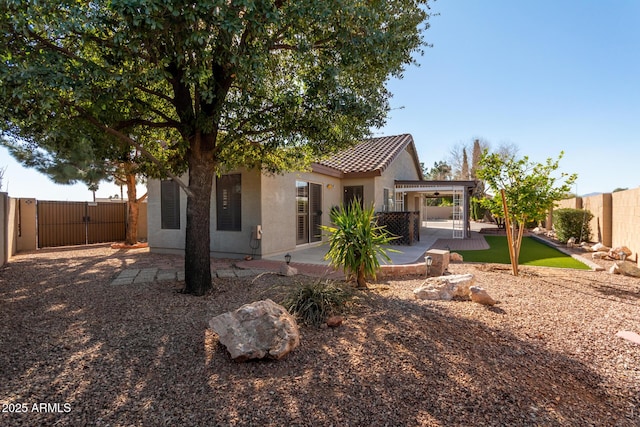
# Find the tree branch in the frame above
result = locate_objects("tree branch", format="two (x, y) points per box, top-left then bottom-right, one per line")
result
(76, 107), (193, 197)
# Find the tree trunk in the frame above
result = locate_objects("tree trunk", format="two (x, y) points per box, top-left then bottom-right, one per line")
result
(183, 154), (214, 296)
(356, 265), (367, 289)
(125, 173), (139, 245)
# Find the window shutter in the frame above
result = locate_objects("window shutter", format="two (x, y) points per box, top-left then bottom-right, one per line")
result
(160, 180), (180, 229)
(216, 174), (241, 231)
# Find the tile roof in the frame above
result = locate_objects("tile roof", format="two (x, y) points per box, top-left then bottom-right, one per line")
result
(313, 134), (421, 178)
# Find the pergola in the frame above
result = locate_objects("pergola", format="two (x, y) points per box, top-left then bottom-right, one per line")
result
(394, 180), (478, 238)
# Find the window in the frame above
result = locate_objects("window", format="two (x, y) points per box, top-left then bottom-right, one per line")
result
(160, 180), (180, 229)
(383, 188), (393, 212)
(217, 174), (241, 231)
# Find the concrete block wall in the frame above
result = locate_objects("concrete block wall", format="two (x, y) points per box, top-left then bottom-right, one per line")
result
(582, 193), (612, 247)
(553, 187), (639, 264)
(611, 188), (640, 263)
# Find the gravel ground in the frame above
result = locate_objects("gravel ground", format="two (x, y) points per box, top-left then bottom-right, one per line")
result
(0, 245), (639, 426)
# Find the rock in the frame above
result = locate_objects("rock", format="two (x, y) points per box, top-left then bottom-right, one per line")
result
(532, 227), (546, 235)
(450, 252), (464, 263)
(209, 299), (300, 362)
(608, 246), (632, 260)
(566, 237), (576, 248)
(414, 274), (475, 301)
(469, 286), (496, 306)
(591, 242), (610, 252)
(615, 261), (640, 278)
(326, 315), (344, 327)
(592, 251), (609, 259)
(609, 264), (620, 275)
(280, 263), (298, 276)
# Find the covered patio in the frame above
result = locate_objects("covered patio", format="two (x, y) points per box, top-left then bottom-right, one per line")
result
(393, 180), (478, 240)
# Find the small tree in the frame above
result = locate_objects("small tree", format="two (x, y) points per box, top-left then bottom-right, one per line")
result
(478, 151), (577, 275)
(321, 201), (396, 289)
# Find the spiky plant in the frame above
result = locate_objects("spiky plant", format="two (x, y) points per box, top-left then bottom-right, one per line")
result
(282, 279), (351, 326)
(321, 201), (397, 289)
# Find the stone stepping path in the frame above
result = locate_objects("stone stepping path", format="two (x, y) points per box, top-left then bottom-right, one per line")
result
(111, 267), (265, 285)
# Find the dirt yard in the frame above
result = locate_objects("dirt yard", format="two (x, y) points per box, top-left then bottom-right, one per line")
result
(0, 246), (638, 426)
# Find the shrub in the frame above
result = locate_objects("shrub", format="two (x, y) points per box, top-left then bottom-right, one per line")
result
(320, 200), (397, 288)
(553, 208), (593, 243)
(281, 280), (351, 326)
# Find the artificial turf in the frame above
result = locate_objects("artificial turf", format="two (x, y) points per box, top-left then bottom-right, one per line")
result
(456, 236), (591, 270)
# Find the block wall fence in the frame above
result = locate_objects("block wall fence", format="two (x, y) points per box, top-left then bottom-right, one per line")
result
(551, 187), (640, 264)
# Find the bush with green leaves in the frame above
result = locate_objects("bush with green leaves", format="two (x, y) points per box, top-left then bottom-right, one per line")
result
(321, 201), (396, 288)
(553, 208), (593, 243)
(282, 280), (351, 326)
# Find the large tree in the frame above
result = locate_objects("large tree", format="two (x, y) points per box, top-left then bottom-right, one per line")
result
(0, 1), (431, 295)
(477, 151), (577, 276)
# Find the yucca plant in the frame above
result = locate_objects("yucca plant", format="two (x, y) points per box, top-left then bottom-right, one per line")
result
(282, 279), (351, 326)
(321, 201), (397, 289)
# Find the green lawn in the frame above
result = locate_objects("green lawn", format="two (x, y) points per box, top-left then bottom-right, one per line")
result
(456, 236), (591, 270)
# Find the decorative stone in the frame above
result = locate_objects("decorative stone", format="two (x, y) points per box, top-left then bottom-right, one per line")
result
(608, 246), (632, 260)
(615, 261), (640, 278)
(591, 243), (610, 252)
(326, 315), (344, 328)
(609, 264), (620, 275)
(424, 249), (450, 277)
(592, 251), (608, 259)
(280, 263), (298, 276)
(414, 274), (475, 301)
(209, 299), (300, 362)
(566, 237), (576, 248)
(450, 252), (464, 263)
(469, 286), (496, 306)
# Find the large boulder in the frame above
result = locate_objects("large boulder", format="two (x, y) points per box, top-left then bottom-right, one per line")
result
(469, 286), (497, 306)
(414, 274), (475, 301)
(209, 299), (300, 362)
(615, 261), (640, 278)
(608, 246), (632, 260)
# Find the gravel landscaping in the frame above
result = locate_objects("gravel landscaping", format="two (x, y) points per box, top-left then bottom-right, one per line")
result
(1, 246), (639, 426)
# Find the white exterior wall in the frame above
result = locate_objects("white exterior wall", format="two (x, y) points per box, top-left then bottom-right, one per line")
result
(147, 176), (188, 254)
(375, 147), (421, 211)
(260, 171), (342, 257)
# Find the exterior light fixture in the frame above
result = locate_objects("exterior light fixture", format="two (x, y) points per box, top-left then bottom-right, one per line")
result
(326, 184), (334, 189)
(285, 253), (292, 265)
(425, 255), (433, 276)
(434, 192), (440, 197)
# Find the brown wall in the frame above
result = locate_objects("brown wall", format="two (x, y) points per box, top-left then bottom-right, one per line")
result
(2, 198), (148, 257)
(553, 187), (640, 263)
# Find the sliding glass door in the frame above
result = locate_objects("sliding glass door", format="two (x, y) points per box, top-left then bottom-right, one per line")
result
(296, 181), (322, 245)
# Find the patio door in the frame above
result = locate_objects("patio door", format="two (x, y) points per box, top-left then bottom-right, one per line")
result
(296, 181), (322, 245)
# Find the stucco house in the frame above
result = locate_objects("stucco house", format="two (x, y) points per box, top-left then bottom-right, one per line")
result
(147, 133), (475, 259)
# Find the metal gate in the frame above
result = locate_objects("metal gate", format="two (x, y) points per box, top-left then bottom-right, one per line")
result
(37, 201), (127, 248)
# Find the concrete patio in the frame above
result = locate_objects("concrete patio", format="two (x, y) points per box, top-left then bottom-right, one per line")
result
(263, 220), (496, 266)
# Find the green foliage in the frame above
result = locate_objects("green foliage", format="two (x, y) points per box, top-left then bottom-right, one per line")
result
(478, 151), (577, 227)
(0, 0), (432, 295)
(470, 197), (487, 221)
(282, 279), (351, 326)
(553, 209), (593, 243)
(321, 201), (396, 288)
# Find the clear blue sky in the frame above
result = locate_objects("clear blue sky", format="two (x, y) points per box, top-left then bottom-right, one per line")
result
(1, 0), (638, 200)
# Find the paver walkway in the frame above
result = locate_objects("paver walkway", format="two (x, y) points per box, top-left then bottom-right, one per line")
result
(110, 262), (344, 285)
(110, 266), (268, 285)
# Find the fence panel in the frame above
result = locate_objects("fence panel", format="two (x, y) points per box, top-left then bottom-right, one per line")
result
(37, 201), (87, 248)
(87, 203), (126, 244)
(37, 201), (127, 248)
